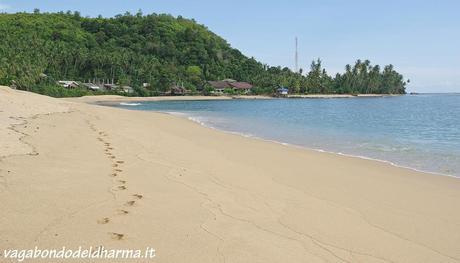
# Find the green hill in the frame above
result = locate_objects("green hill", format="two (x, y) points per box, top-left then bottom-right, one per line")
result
(0, 11), (407, 96)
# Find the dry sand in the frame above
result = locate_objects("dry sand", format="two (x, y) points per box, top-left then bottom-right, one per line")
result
(1, 86), (459, 262)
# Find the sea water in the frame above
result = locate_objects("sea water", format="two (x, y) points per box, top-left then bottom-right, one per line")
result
(114, 94), (460, 177)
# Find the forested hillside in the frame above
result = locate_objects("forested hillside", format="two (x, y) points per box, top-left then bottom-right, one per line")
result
(0, 11), (407, 96)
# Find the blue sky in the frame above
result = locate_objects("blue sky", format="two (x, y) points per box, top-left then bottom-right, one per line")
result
(1, 0), (459, 92)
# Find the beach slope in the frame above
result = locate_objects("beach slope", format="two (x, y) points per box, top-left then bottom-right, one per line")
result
(1, 86), (459, 262)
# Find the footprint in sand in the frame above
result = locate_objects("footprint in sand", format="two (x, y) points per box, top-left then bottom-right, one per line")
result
(109, 232), (124, 240)
(97, 217), (110, 224)
(117, 209), (129, 215)
(93, 130), (135, 222)
(133, 194), (143, 199)
(125, 201), (136, 207)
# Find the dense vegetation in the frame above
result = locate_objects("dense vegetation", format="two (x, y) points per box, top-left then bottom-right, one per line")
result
(0, 10), (407, 96)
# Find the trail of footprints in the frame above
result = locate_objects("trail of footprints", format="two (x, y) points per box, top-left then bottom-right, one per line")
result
(87, 121), (144, 241)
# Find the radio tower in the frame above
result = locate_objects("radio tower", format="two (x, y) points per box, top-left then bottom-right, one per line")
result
(295, 37), (299, 73)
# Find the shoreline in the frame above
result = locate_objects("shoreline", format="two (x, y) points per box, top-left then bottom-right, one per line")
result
(96, 97), (456, 179)
(64, 94), (272, 105)
(93, 95), (459, 183)
(145, 109), (460, 180)
(286, 94), (400, 98)
(2, 86), (459, 262)
(64, 93), (401, 105)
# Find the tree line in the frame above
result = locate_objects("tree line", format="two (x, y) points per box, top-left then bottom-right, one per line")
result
(0, 11), (407, 97)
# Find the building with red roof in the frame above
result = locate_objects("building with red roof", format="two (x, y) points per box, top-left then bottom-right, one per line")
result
(207, 80), (253, 94)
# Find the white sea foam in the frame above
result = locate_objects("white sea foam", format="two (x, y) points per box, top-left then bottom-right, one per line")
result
(188, 116), (211, 128)
(119, 102), (142, 106)
(165, 111), (188, 117)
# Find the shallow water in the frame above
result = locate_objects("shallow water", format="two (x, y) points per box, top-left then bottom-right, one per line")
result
(114, 94), (460, 177)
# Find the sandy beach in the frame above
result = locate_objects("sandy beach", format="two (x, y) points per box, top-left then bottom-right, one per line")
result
(64, 94), (390, 106)
(66, 94), (272, 106)
(1, 86), (459, 262)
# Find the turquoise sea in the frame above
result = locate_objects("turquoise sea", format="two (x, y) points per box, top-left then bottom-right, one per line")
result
(115, 94), (460, 177)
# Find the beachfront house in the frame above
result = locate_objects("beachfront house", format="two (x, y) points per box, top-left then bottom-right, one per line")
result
(82, 83), (101, 91)
(207, 81), (231, 94)
(57, 80), (79, 89)
(207, 80), (253, 94)
(103, 83), (119, 91)
(121, 86), (134, 94)
(169, 85), (189, 95)
(276, 87), (289, 95)
(229, 81), (253, 94)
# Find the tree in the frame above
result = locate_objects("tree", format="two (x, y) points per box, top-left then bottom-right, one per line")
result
(185, 65), (202, 85)
(0, 11), (407, 97)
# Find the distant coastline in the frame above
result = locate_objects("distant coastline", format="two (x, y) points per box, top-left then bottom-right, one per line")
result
(284, 93), (401, 98)
(67, 93), (402, 105)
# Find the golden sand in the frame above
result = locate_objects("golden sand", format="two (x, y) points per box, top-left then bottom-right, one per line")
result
(1, 86), (459, 262)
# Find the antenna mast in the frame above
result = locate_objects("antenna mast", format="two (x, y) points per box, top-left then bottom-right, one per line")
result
(295, 37), (298, 73)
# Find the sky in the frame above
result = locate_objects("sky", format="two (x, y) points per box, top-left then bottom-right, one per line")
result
(1, 0), (459, 92)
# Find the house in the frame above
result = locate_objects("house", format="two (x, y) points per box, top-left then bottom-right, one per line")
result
(207, 81), (231, 93)
(82, 83), (101, 91)
(229, 82), (253, 94)
(276, 87), (289, 95)
(57, 81), (79, 89)
(167, 85), (190, 96)
(165, 84), (191, 96)
(103, 83), (119, 91)
(121, 86), (134, 94)
(207, 80), (253, 94)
